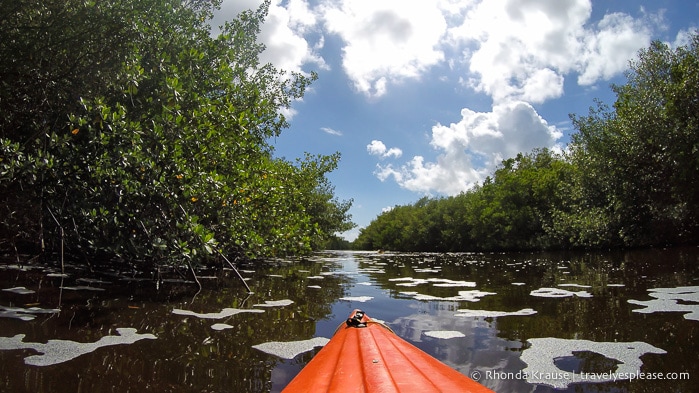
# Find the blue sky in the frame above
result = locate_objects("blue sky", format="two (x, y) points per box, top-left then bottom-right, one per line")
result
(213, 0), (698, 241)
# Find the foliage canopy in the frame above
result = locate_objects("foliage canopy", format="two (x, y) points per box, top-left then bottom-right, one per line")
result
(0, 0), (354, 267)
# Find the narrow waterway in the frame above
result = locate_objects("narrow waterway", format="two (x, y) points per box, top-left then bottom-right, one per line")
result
(1, 248), (697, 392)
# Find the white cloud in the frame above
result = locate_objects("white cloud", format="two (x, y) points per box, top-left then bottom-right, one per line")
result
(369, 1), (661, 195)
(320, 0), (448, 97)
(212, 0), (263, 28)
(376, 102), (562, 195)
(367, 140), (402, 159)
(212, 1), (668, 198)
(577, 12), (653, 85)
(214, 0), (326, 75)
(211, 1), (326, 121)
(671, 28), (698, 48)
(214, 1), (657, 102)
(258, 0), (327, 73)
(448, 0), (654, 102)
(321, 127), (343, 136)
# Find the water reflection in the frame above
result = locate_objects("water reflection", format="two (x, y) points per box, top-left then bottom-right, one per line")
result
(0, 248), (697, 392)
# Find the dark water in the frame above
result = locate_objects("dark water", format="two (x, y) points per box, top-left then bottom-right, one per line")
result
(1, 248), (697, 392)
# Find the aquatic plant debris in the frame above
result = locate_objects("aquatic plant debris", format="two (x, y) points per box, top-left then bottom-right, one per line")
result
(530, 287), (592, 298)
(455, 308), (537, 318)
(628, 286), (699, 321)
(520, 337), (666, 389)
(0, 305), (60, 321)
(252, 337), (330, 359)
(172, 308), (265, 319)
(253, 299), (294, 307)
(2, 286), (35, 294)
(0, 328), (156, 366)
(424, 330), (465, 339)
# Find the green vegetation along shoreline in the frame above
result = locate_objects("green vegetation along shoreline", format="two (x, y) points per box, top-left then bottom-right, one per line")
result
(354, 34), (699, 252)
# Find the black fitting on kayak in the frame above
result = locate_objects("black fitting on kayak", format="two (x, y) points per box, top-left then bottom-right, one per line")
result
(346, 310), (367, 328)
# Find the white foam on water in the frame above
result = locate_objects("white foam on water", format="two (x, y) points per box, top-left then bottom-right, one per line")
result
(172, 308), (265, 319)
(46, 273), (69, 278)
(253, 299), (294, 307)
(211, 323), (234, 331)
(60, 286), (106, 291)
(76, 278), (111, 285)
(388, 277), (476, 288)
(2, 287), (35, 295)
(455, 308), (537, 318)
(423, 330), (465, 339)
(0, 328), (156, 366)
(628, 286), (699, 321)
(558, 283), (592, 288)
(252, 337), (330, 360)
(413, 294), (441, 301)
(340, 296), (373, 302)
(452, 290), (496, 302)
(0, 305), (61, 321)
(414, 268), (440, 273)
(432, 280), (478, 288)
(530, 287), (592, 298)
(520, 337), (666, 389)
(357, 268), (385, 274)
(403, 290), (496, 302)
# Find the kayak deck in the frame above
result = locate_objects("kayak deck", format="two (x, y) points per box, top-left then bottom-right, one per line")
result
(282, 310), (493, 393)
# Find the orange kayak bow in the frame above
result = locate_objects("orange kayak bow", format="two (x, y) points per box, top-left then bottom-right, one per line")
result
(282, 309), (494, 393)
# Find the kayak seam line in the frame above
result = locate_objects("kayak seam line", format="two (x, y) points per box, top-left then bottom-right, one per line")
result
(386, 333), (441, 392)
(366, 325), (397, 392)
(331, 326), (353, 393)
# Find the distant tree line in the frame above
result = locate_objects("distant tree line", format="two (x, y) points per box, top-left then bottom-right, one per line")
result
(355, 34), (699, 252)
(0, 0), (354, 269)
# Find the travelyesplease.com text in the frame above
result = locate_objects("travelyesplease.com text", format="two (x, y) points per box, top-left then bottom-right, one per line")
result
(470, 369), (690, 383)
